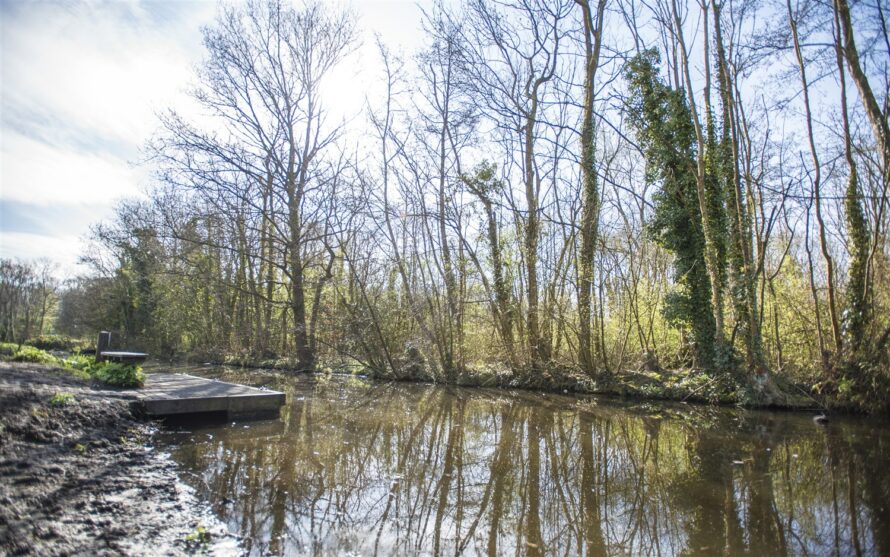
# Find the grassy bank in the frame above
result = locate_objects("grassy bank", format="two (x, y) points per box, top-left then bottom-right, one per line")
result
(2, 339), (832, 411)
(168, 351), (824, 412)
(0, 342), (145, 388)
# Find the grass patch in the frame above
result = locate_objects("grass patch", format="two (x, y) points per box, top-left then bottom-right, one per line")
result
(2, 345), (144, 388)
(48, 392), (76, 407)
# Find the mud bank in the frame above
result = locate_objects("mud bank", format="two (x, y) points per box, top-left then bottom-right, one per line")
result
(0, 363), (238, 556)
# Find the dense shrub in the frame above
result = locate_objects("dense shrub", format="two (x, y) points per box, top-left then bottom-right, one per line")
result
(61, 354), (145, 388)
(91, 362), (145, 388)
(0, 342), (19, 357)
(11, 346), (60, 365)
(25, 335), (84, 351)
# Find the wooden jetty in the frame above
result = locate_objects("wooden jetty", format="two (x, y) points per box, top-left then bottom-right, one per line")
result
(135, 373), (285, 420)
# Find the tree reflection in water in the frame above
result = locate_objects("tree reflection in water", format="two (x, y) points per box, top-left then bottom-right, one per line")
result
(158, 371), (889, 556)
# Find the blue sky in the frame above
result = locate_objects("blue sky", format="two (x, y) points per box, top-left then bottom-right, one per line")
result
(0, 0), (424, 277)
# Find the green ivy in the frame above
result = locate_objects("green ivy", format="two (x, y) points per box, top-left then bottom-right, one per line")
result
(843, 166), (871, 355)
(625, 51), (717, 369)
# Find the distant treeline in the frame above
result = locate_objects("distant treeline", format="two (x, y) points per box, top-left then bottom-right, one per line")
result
(9, 0), (889, 409)
(0, 259), (57, 345)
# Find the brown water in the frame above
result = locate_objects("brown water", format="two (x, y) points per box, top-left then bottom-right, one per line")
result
(154, 366), (890, 556)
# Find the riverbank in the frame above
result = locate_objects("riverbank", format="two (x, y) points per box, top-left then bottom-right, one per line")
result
(182, 354), (822, 411)
(0, 362), (238, 556)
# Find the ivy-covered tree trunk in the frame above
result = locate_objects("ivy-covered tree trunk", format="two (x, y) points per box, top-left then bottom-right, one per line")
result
(714, 2), (766, 375)
(832, 4), (872, 358)
(287, 156), (313, 371)
(463, 164), (519, 372)
(669, 3), (728, 365)
(626, 52), (718, 369)
(524, 90), (545, 371)
(575, 0), (606, 377)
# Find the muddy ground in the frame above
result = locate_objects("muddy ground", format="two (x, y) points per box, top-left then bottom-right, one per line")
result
(0, 362), (239, 556)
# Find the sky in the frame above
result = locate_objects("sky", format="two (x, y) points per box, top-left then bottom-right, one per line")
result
(0, 0), (425, 277)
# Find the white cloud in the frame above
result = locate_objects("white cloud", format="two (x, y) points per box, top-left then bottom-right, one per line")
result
(1, 1), (211, 148)
(2, 130), (145, 205)
(0, 0), (429, 276)
(0, 231), (85, 275)
(0, 0), (215, 274)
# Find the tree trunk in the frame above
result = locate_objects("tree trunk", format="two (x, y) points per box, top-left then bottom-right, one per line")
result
(575, 0), (606, 377)
(714, 0), (766, 374)
(789, 0), (842, 355)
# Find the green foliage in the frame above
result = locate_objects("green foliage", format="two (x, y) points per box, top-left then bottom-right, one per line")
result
(0, 342), (19, 357)
(48, 392), (76, 407)
(842, 167), (871, 355)
(90, 362), (145, 388)
(610, 368), (740, 404)
(3, 344), (144, 388)
(818, 349), (890, 414)
(61, 354), (95, 380)
(60, 353), (145, 388)
(184, 525), (212, 547)
(11, 346), (60, 365)
(25, 335), (84, 351)
(625, 51), (716, 369)
(63, 354), (95, 372)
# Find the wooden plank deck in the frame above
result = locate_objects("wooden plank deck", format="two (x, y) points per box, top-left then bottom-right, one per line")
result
(136, 373), (285, 419)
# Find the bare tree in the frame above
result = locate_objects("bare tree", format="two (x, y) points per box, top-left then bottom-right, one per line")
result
(458, 0), (573, 371)
(150, 0), (356, 369)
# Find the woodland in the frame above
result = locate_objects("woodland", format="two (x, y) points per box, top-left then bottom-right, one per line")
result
(2, 0), (889, 411)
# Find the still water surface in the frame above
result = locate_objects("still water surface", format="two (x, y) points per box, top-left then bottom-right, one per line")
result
(154, 366), (890, 556)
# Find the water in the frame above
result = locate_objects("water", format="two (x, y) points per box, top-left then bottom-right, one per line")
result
(154, 366), (890, 556)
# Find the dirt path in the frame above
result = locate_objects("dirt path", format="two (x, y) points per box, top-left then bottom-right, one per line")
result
(0, 363), (239, 556)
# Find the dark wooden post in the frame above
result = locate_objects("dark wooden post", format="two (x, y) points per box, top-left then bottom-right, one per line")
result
(97, 331), (111, 362)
